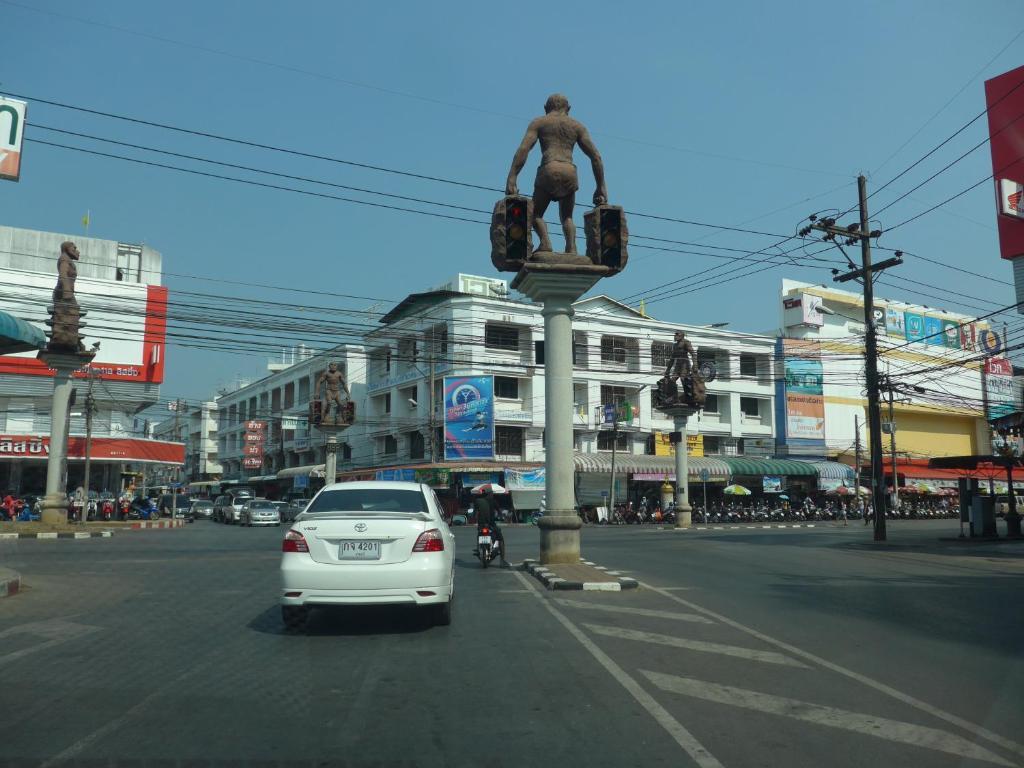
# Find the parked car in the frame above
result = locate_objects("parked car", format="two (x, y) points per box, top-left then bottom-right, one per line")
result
(240, 499), (281, 527)
(280, 498), (310, 523)
(280, 481), (455, 631)
(189, 499), (215, 520)
(159, 493), (189, 518)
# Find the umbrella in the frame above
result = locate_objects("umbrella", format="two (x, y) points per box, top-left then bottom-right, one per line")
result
(778, 494), (789, 500)
(470, 483), (508, 495)
(723, 484), (751, 496)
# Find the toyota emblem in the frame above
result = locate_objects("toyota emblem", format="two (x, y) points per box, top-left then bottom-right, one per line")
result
(354, 523), (368, 532)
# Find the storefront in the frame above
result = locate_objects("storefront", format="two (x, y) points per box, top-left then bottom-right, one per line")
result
(573, 453), (731, 506)
(720, 458), (820, 501)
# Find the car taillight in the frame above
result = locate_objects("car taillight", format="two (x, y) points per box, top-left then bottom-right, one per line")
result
(480, 527), (490, 535)
(412, 528), (444, 552)
(282, 529), (309, 553)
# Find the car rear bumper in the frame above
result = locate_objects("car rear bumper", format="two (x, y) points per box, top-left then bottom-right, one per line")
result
(251, 518), (280, 525)
(280, 554), (452, 606)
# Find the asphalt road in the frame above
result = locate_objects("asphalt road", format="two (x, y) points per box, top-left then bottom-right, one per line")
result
(1, 519), (1021, 767)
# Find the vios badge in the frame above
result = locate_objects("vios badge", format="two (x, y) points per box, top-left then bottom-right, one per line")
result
(354, 523), (368, 532)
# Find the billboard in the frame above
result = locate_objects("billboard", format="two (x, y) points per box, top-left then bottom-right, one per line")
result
(243, 420), (266, 470)
(654, 432), (704, 457)
(923, 316), (944, 346)
(0, 269), (167, 383)
(985, 65), (1024, 260)
(0, 97), (26, 182)
(985, 357), (1016, 420)
(904, 312), (925, 343)
(0, 435), (184, 463)
(443, 376), (494, 460)
(783, 341), (825, 440)
(884, 306), (905, 336)
(941, 320), (961, 349)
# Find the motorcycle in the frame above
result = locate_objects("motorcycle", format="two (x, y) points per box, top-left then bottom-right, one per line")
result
(474, 525), (501, 569)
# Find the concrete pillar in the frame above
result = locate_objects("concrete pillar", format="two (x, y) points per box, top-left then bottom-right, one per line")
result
(515, 271), (600, 564)
(324, 433), (338, 486)
(38, 352), (92, 525)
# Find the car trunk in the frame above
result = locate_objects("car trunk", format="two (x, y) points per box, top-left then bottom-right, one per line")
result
(296, 513), (428, 565)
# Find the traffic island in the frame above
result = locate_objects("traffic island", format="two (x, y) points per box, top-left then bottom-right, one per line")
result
(0, 567), (21, 598)
(522, 558), (638, 591)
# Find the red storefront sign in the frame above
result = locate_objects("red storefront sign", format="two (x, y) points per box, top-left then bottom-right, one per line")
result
(242, 457), (263, 468)
(0, 435), (184, 463)
(985, 65), (1024, 260)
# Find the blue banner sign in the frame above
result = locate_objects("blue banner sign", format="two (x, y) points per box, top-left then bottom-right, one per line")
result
(444, 376), (494, 460)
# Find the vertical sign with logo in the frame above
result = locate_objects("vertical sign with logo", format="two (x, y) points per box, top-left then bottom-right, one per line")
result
(904, 312), (925, 343)
(242, 419), (266, 469)
(0, 97), (26, 182)
(782, 339), (825, 441)
(443, 376), (494, 460)
(985, 357), (1016, 420)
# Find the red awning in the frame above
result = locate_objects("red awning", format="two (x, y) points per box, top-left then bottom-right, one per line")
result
(866, 459), (1006, 482)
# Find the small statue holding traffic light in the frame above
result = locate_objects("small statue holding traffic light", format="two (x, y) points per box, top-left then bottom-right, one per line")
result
(491, 94), (628, 275)
(654, 332), (707, 410)
(313, 362), (353, 426)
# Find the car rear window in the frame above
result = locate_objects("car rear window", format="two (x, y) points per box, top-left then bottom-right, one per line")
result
(193, 501), (213, 507)
(250, 501), (277, 509)
(306, 488), (428, 514)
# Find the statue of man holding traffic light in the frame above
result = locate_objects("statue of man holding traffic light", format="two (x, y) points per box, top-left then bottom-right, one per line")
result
(316, 362), (351, 425)
(505, 94), (607, 254)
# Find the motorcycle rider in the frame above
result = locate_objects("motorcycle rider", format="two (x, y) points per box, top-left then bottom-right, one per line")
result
(474, 488), (510, 568)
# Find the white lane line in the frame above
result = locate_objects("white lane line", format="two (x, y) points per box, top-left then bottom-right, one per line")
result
(513, 570), (724, 768)
(554, 598), (714, 624)
(642, 671), (1013, 767)
(584, 624), (808, 668)
(0, 620), (100, 667)
(640, 582), (1024, 762)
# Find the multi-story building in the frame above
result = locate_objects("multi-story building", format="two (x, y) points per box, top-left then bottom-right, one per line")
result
(777, 278), (997, 491)
(214, 344), (366, 486)
(152, 400), (221, 485)
(0, 224), (182, 494)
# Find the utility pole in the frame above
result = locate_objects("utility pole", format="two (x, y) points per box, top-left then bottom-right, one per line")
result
(170, 398), (186, 520)
(854, 414), (862, 495)
(887, 384), (899, 513)
(805, 175), (903, 542)
(608, 411), (619, 520)
(81, 372), (97, 522)
(428, 355), (436, 463)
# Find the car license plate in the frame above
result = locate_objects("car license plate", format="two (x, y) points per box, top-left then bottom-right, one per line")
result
(478, 535), (492, 545)
(339, 540), (381, 560)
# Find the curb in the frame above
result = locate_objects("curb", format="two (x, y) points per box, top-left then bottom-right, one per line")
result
(670, 523), (819, 531)
(0, 568), (20, 598)
(522, 559), (638, 591)
(128, 519), (187, 529)
(0, 531), (113, 540)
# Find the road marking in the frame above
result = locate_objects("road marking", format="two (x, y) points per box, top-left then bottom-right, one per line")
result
(513, 570), (723, 768)
(0, 620), (100, 667)
(641, 582), (1024, 761)
(554, 598), (714, 624)
(584, 624), (808, 668)
(642, 671), (1014, 767)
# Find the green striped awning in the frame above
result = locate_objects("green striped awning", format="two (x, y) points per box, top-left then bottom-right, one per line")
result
(721, 458), (819, 477)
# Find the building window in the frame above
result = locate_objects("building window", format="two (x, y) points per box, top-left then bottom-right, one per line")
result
(342, 443), (352, 461)
(495, 426), (524, 458)
(601, 335), (628, 364)
(597, 431), (629, 451)
(409, 431), (425, 460)
(383, 435), (398, 455)
(740, 397), (761, 418)
(374, 393), (391, 415)
(703, 435), (721, 455)
(495, 376), (519, 399)
(600, 385), (629, 407)
(401, 385), (418, 407)
(739, 353), (757, 377)
(485, 323), (520, 351)
(428, 324), (448, 357)
(645, 434), (656, 455)
(651, 341), (674, 371)
(697, 348), (717, 372)
(704, 393), (719, 414)
(298, 378), (310, 404)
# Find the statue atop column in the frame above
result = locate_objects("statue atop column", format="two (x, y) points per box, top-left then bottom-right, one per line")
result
(314, 362), (353, 426)
(491, 94), (628, 275)
(46, 241), (91, 355)
(655, 332), (708, 410)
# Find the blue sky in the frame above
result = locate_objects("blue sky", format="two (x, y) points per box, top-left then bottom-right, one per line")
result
(2, 0), (1022, 403)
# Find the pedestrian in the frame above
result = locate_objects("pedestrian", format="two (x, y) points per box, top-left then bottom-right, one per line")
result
(2, 492), (16, 521)
(858, 496), (868, 525)
(839, 500), (848, 526)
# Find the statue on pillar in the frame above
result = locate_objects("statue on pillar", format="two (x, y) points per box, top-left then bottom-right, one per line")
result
(505, 94), (606, 255)
(47, 241), (89, 354)
(655, 332), (707, 410)
(314, 362), (352, 426)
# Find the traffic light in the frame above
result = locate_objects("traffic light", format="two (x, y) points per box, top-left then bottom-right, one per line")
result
(585, 204), (628, 272)
(505, 196), (530, 264)
(599, 207), (623, 268)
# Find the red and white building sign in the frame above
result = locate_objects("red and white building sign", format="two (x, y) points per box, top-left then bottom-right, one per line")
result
(242, 420), (267, 469)
(0, 435), (184, 464)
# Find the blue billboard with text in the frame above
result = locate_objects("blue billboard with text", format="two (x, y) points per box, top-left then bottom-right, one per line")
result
(443, 376), (494, 460)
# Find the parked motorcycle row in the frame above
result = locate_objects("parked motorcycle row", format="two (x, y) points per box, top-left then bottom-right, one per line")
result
(590, 500), (961, 525)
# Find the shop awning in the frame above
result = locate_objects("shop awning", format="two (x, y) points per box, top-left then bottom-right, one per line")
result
(276, 464), (325, 480)
(574, 453), (731, 480)
(722, 458), (818, 477)
(795, 461), (856, 481)
(0, 310), (46, 354)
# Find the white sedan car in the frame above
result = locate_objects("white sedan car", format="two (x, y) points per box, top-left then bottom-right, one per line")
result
(280, 481), (455, 630)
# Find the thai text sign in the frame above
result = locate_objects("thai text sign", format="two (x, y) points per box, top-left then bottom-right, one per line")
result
(783, 340), (825, 440)
(443, 376), (494, 460)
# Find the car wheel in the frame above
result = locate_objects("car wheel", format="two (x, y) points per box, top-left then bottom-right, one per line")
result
(282, 606), (309, 632)
(433, 597), (452, 627)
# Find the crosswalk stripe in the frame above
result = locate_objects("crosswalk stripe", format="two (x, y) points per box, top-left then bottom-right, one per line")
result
(584, 624), (808, 668)
(554, 598), (714, 624)
(641, 671), (1014, 766)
